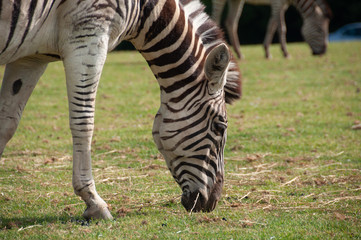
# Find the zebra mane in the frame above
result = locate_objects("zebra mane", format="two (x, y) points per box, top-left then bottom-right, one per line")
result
(179, 0), (242, 104)
(315, 0), (333, 19)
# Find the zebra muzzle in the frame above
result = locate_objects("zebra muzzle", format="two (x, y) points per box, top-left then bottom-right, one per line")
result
(181, 173), (224, 212)
(181, 190), (205, 212)
(312, 45), (327, 55)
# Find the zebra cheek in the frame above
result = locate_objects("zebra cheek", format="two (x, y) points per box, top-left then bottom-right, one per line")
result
(152, 112), (176, 170)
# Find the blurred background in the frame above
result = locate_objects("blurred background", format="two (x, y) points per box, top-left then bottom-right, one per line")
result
(118, 0), (361, 49)
(202, 0), (361, 44)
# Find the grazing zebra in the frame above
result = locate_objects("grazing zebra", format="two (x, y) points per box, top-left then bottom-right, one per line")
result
(0, 0), (241, 219)
(212, 0), (332, 59)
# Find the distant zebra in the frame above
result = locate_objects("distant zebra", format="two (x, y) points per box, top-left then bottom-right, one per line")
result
(212, 0), (333, 59)
(0, 0), (241, 219)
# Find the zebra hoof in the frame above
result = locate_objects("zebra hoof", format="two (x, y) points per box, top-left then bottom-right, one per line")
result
(83, 205), (113, 220)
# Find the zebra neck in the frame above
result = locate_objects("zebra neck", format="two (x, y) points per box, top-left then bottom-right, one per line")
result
(293, 0), (317, 18)
(129, 0), (209, 108)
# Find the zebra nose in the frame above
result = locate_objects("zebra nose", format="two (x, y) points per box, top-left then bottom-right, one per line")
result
(313, 50), (325, 55)
(181, 190), (220, 212)
(181, 190), (204, 212)
(313, 46), (327, 55)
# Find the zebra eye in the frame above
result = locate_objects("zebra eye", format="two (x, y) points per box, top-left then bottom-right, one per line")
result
(213, 121), (227, 136)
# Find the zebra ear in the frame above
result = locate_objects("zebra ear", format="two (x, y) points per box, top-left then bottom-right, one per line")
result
(205, 43), (230, 94)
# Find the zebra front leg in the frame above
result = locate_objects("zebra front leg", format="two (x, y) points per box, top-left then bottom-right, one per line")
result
(62, 37), (112, 220)
(211, 0), (227, 25)
(226, 0), (246, 59)
(0, 57), (47, 158)
(277, 5), (289, 58)
(263, 15), (278, 59)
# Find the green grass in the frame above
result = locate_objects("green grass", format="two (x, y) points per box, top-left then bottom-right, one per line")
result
(0, 42), (360, 239)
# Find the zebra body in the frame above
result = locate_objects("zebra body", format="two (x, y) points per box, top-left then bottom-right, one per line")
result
(212, 0), (332, 59)
(0, 0), (134, 64)
(0, 0), (241, 219)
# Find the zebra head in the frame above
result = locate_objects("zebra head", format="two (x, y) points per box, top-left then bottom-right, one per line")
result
(130, 0), (242, 213)
(301, 1), (333, 55)
(152, 43), (240, 212)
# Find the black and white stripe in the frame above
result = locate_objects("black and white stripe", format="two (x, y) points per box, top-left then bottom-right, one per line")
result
(130, 0), (241, 211)
(0, 0), (241, 217)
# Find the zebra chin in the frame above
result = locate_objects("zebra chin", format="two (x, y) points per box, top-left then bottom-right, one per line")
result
(312, 50), (326, 56)
(181, 173), (224, 212)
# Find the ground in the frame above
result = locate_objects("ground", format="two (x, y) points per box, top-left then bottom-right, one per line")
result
(0, 42), (360, 239)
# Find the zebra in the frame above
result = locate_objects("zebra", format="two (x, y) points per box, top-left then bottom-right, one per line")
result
(0, 0), (242, 219)
(211, 0), (333, 59)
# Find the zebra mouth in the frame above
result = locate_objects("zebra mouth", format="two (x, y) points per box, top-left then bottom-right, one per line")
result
(181, 173), (224, 212)
(312, 46), (327, 55)
(181, 190), (205, 212)
(312, 51), (325, 56)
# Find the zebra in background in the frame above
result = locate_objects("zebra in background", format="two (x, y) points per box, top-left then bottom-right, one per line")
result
(0, 0), (241, 219)
(212, 0), (333, 59)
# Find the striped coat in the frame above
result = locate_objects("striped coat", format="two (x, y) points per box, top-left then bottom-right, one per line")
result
(0, 0), (241, 219)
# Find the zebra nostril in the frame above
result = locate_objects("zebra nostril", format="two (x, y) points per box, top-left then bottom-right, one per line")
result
(181, 191), (190, 201)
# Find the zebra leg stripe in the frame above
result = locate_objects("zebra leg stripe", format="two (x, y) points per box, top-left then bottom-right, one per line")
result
(0, 57), (47, 158)
(63, 34), (112, 220)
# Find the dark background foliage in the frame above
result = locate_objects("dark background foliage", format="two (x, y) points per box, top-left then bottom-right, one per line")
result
(117, 0), (361, 49)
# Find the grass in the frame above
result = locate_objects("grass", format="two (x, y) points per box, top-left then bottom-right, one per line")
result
(0, 41), (360, 239)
